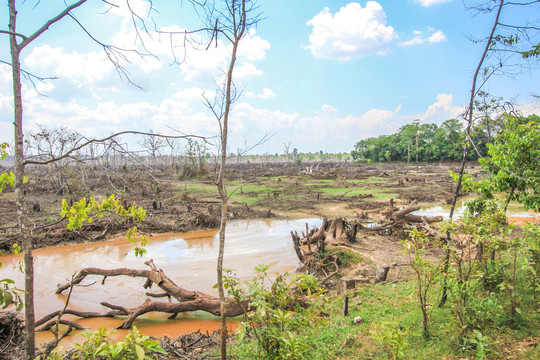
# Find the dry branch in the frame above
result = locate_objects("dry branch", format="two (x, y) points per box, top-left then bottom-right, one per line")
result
(49, 259), (251, 329)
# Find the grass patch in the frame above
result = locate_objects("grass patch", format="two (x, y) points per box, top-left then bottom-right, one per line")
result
(228, 274), (540, 359)
(318, 187), (397, 201)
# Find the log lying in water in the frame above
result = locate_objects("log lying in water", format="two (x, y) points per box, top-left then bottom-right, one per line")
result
(294, 200), (442, 244)
(49, 259), (250, 329)
(363, 200), (422, 232)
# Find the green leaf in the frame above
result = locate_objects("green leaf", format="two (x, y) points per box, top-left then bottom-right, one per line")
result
(135, 344), (145, 360)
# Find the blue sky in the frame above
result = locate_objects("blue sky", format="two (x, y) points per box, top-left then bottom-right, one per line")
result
(1, 0), (539, 155)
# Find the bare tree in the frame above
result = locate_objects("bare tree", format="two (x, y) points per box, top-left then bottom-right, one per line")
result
(3, 2), (199, 357)
(6, 2), (95, 357)
(139, 129), (167, 168)
(25, 126), (81, 195)
(165, 137), (179, 168)
(197, 1), (260, 358)
(283, 140), (292, 165)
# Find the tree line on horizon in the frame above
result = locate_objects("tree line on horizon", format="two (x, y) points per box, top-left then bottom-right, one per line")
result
(351, 113), (540, 163)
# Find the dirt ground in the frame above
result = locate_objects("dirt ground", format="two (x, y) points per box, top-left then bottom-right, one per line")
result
(0, 161), (478, 284)
(0, 161), (467, 249)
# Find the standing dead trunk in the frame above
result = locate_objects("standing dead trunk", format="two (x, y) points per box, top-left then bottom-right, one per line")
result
(7, 3), (91, 357)
(9, 2), (34, 357)
(213, 3), (249, 359)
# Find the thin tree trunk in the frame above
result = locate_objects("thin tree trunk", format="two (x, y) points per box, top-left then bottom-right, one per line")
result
(439, 0), (504, 307)
(216, 3), (247, 359)
(8, 1), (35, 358)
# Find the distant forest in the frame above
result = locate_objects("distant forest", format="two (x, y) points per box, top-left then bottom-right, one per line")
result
(351, 114), (540, 163)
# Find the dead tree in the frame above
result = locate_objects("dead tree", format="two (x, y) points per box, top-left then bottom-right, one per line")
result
(300, 218), (359, 246)
(291, 230), (340, 286)
(49, 260), (251, 330)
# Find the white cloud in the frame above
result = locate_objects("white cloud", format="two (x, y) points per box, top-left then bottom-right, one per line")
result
(246, 88), (276, 99)
(399, 28), (446, 47)
(227, 102), (406, 152)
(415, 0), (453, 6)
(239, 29), (271, 61)
(519, 100), (540, 116)
(306, 2), (397, 61)
(427, 30), (446, 44)
(422, 93), (464, 121)
(232, 103), (298, 132)
(24, 45), (114, 84)
(179, 30), (269, 82)
(235, 63), (264, 79)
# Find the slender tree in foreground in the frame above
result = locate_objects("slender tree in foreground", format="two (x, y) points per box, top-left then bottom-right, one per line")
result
(440, 0), (540, 306)
(197, 1), (260, 358)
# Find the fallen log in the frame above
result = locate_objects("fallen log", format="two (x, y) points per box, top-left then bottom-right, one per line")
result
(364, 200), (421, 232)
(403, 214), (443, 224)
(50, 259), (251, 329)
(390, 200), (420, 223)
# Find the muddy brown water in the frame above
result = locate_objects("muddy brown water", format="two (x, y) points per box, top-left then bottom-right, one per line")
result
(0, 218), (322, 347)
(414, 196), (540, 224)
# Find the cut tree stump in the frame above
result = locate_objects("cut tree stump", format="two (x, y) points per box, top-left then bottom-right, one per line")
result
(374, 266), (390, 283)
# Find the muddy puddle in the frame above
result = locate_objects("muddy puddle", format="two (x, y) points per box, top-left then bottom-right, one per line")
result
(414, 196), (539, 224)
(0, 218), (322, 346)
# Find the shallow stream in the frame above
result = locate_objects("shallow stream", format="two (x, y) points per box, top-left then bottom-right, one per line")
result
(0, 218), (322, 346)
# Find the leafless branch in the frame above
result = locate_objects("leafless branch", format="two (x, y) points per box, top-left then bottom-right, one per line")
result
(19, 0), (88, 50)
(24, 131), (206, 166)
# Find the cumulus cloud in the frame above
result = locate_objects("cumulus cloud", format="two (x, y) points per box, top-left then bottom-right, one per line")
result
(226, 102), (407, 152)
(415, 0), (453, 6)
(422, 93), (464, 121)
(306, 2), (397, 61)
(400, 28), (446, 47)
(239, 29), (271, 61)
(246, 88), (276, 99)
(427, 30), (446, 43)
(24, 45), (114, 84)
(179, 30), (269, 82)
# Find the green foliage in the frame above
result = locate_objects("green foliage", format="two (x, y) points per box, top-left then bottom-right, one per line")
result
(0, 170), (26, 193)
(61, 194), (148, 256)
(0, 171), (15, 193)
(0, 277), (23, 311)
(352, 118), (465, 163)
(372, 322), (409, 360)
(478, 114), (540, 211)
(523, 224), (540, 300)
(402, 228), (441, 337)
(225, 265), (327, 360)
(0, 142), (7, 160)
(522, 42), (540, 59)
(67, 327), (165, 360)
(439, 202), (540, 352)
(463, 329), (496, 360)
(0, 243), (23, 311)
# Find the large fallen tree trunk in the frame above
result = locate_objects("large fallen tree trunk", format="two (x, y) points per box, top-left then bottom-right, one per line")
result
(48, 259), (250, 329)
(295, 201), (441, 245)
(403, 214), (443, 224)
(363, 200), (421, 232)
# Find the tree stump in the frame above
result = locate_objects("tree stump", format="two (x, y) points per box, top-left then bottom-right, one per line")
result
(374, 265), (390, 283)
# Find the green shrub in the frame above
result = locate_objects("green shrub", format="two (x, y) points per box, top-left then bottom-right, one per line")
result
(69, 326), (165, 360)
(225, 265), (327, 360)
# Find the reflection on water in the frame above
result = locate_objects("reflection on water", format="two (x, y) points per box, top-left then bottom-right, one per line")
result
(414, 196), (539, 223)
(0, 218), (322, 346)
